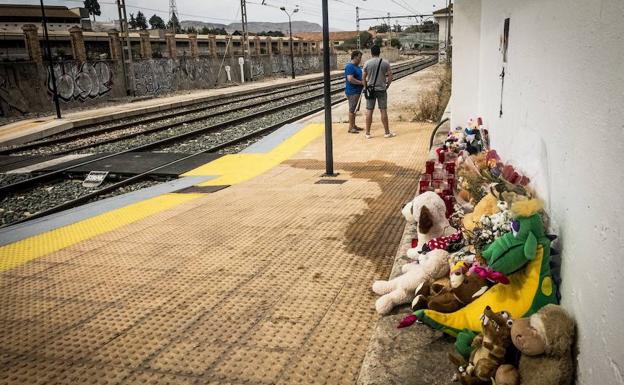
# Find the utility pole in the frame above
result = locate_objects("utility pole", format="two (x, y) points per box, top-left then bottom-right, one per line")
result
(240, 0), (252, 81)
(40, 0), (61, 118)
(169, 0), (178, 33)
(321, 0), (335, 176)
(356, 6), (360, 50)
(387, 12), (391, 41)
(119, 0), (134, 95)
(115, 0), (129, 95)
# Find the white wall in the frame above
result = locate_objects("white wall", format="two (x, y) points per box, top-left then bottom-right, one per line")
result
(452, 1), (624, 384)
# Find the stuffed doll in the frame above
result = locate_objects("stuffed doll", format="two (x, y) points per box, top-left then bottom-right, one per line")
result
(402, 191), (457, 259)
(412, 261), (489, 313)
(481, 200), (548, 275)
(449, 306), (514, 384)
(495, 304), (575, 385)
(372, 249), (450, 315)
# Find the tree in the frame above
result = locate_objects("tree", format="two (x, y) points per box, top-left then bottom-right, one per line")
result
(149, 14), (166, 30)
(392, 24), (403, 33)
(186, 26), (197, 34)
(390, 38), (402, 48)
(129, 13), (137, 29)
(167, 12), (181, 33)
(373, 24), (390, 33)
(258, 30), (284, 37)
(359, 31), (373, 48)
(83, 0), (101, 22)
(135, 11), (148, 30)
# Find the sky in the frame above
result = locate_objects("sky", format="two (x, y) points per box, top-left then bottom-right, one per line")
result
(2, 0), (448, 30)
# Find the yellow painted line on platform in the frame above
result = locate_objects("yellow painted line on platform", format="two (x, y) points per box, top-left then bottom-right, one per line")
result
(183, 123), (324, 185)
(0, 193), (203, 272)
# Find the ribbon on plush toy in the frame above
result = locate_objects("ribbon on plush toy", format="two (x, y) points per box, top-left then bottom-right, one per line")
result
(469, 264), (510, 285)
(422, 231), (462, 252)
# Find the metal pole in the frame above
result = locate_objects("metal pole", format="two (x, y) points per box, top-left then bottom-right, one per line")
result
(446, 0), (452, 63)
(120, 0), (134, 95)
(321, 0), (335, 176)
(288, 15), (295, 79)
(40, 0), (61, 118)
(116, 0), (129, 95)
(356, 6), (360, 50)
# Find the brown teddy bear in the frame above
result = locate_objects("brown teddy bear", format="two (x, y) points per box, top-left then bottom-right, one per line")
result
(495, 304), (575, 385)
(412, 261), (489, 313)
(449, 306), (514, 384)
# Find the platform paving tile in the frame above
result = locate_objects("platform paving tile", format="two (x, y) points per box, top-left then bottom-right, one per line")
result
(0, 122), (432, 384)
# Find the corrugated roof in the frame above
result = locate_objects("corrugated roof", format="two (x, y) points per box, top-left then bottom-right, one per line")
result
(0, 4), (81, 19)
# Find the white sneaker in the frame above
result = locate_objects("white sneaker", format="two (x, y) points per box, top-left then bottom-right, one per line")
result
(384, 132), (397, 138)
(365, 134), (373, 139)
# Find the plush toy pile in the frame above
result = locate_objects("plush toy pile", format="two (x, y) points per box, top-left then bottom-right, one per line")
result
(371, 119), (576, 385)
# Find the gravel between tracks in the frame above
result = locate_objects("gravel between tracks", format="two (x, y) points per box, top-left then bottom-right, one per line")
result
(0, 178), (164, 226)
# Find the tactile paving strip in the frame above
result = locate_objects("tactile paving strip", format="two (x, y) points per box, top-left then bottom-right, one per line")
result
(1, 121), (432, 384)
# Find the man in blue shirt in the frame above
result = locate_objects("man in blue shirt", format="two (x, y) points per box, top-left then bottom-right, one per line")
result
(345, 50), (364, 134)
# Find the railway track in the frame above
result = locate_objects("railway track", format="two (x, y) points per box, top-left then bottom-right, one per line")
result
(0, 56), (437, 228)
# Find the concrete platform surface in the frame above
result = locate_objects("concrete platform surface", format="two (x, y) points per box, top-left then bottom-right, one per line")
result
(0, 65), (447, 385)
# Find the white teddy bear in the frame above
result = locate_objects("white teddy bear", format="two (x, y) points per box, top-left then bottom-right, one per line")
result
(401, 191), (457, 259)
(372, 249), (451, 315)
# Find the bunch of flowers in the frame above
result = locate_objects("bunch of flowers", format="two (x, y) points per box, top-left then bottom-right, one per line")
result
(463, 201), (513, 254)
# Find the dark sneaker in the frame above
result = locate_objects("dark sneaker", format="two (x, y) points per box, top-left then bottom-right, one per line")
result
(348, 128), (359, 134)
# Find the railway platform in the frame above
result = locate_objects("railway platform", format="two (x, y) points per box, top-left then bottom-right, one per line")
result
(0, 66), (443, 385)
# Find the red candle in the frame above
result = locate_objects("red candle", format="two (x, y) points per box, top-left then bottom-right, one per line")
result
(445, 161), (456, 174)
(438, 150), (446, 163)
(444, 195), (455, 217)
(446, 176), (456, 191)
(425, 160), (435, 175)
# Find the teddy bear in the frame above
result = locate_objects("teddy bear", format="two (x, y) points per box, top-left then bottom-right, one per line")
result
(411, 261), (490, 313)
(462, 193), (501, 232)
(372, 249), (450, 315)
(494, 304), (575, 385)
(401, 191), (457, 259)
(449, 306), (514, 384)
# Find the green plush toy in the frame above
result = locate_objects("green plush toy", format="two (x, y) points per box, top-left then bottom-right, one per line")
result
(481, 213), (547, 275)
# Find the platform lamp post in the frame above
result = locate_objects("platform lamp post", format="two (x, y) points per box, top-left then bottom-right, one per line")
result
(39, 0), (61, 119)
(279, 6), (298, 79)
(321, 0), (336, 176)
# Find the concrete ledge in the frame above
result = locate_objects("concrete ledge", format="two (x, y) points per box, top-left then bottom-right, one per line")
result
(0, 119), (73, 146)
(356, 121), (455, 385)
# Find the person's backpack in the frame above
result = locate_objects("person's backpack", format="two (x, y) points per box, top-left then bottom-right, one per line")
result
(364, 58), (383, 100)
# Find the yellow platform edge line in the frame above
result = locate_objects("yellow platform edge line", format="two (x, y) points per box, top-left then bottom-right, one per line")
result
(182, 123), (324, 186)
(0, 123), (324, 272)
(0, 193), (203, 272)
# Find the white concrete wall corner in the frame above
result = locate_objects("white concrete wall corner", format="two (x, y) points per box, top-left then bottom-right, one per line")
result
(450, 1), (624, 384)
(450, 0), (482, 130)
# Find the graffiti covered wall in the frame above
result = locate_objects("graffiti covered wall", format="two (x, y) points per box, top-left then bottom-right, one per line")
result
(48, 61), (115, 102)
(0, 54), (335, 115)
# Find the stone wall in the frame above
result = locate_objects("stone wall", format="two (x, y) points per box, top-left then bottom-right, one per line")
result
(0, 53), (336, 115)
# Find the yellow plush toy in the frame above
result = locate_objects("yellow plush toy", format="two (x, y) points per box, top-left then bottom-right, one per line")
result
(462, 193), (500, 231)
